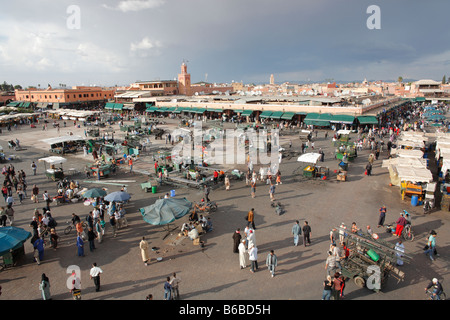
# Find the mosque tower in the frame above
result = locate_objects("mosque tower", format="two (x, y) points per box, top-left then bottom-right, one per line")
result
(178, 62), (192, 95)
(270, 74), (274, 85)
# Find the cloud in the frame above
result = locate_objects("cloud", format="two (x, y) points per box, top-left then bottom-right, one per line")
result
(103, 0), (165, 12)
(130, 37), (162, 57)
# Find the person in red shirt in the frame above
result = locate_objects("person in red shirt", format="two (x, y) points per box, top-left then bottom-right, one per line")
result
(394, 213), (407, 237)
(213, 170), (218, 184)
(128, 157), (133, 173)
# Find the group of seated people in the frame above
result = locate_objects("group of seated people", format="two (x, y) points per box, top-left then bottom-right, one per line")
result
(55, 179), (81, 203)
(181, 213), (213, 239)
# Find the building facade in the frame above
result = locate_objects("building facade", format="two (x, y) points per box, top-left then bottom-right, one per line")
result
(15, 86), (116, 105)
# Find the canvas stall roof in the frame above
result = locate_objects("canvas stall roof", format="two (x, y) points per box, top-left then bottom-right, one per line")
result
(389, 149), (423, 158)
(396, 139), (425, 149)
(392, 165), (433, 183)
(337, 129), (352, 135)
(436, 147), (450, 160)
(297, 153), (322, 164)
(38, 156), (67, 165)
(399, 132), (428, 141)
(382, 157), (427, 169)
(41, 135), (84, 145)
(441, 159), (450, 174)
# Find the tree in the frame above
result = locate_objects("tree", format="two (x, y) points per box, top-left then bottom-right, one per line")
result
(14, 85), (22, 90)
(443, 75), (447, 85)
(398, 76), (403, 84)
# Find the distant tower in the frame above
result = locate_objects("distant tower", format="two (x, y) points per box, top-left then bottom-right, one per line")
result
(270, 74), (274, 85)
(178, 62), (192, 95)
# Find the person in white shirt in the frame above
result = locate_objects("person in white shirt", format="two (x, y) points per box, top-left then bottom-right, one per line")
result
(248, 244), (258, 273)
(170, 272), (181, 300)
(89, 263), (103, 292)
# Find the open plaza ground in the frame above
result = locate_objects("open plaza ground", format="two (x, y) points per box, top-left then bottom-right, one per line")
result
(0, 113), (449, 301)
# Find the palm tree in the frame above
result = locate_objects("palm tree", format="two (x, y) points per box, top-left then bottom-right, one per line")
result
(398, 76), (403, 84)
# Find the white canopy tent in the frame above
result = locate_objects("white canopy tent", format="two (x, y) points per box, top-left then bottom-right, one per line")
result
(38, 156), (67, 165)
(41, 135), (84, 145)
(297, 153), (322, 164)
(382, 157), (427, 169)
(391, 165), (433, 184)
(390, 148), (424, 159)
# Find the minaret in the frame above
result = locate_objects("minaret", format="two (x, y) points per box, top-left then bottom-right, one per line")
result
(178, 62), (192, 95)
(270, 74), (274, 85)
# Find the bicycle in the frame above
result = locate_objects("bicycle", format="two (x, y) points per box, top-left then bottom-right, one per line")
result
(426, 289), (447, 300)
(64, 220), (88, 235)
(385, 223), (414, 241)
(402, 224), (414, 241)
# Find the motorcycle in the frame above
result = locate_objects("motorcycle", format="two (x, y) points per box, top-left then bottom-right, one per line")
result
(195, 200), (218, 213)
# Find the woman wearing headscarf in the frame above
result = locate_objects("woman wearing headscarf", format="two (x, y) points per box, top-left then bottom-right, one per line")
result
(39, 273), (51, 300)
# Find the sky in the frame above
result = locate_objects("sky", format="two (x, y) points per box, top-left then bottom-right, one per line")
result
(0, 0), (450, 88)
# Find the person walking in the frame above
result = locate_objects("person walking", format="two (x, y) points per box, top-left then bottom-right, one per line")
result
(49, 228), (59, 250)
(250, 179), (256, 198)
(87, 227), (97, 252)
(32, 184), (39, 203)
(265, 250), (278, 278)
(238, 239), (248, 269)
(90, 263), (103, 292)
(269, 183), (276, 202)
(31, 161), (37, 175)
(140, 237), (150, 266)
(164, 277), (172, 300)
(232, 229), (241, 253)
(247, 208), (256, 230)
(378, 205), (387, 227)
(33, 236), (44, 264)
(224, 175), (231, 191)
(248, 244), (258, 273)
(395, 240), (405, 266)
(170, 272), (181, 300)
(70, 270), (82, 300)
(0, 206), (7, 227)
(424, 230), (438, 261)
(76, 232), (85, 257)
(95, 219), (103, 244)
(292, 220), (302, 246)
(325, 251), (337, 276)
(365, 161), (373, 176)
(302, 221), (312, 247)
(39, 273), (51, 300)
(322, 275), (333, 300)
(332, 272), (343, 300)
(203, 185), (210, 202)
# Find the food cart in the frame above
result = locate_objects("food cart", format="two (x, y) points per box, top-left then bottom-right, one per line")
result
(339, 227), (411, 292)
(42, 135), (84, 155)
(39, 156), (66, 181)
(297, 153), (328, 179)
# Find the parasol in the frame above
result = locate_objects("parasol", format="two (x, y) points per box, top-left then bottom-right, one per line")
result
(0, 227), (32, 256)
(104, 191), (131, 202)
(140, 198), (192, 238)
(82, 188), (107, 199)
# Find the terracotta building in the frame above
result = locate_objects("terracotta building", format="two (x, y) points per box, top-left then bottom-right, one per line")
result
(15, 86), (116, 107)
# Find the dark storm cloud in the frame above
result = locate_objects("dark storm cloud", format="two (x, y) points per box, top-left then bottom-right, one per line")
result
(1, 0), (449, 86)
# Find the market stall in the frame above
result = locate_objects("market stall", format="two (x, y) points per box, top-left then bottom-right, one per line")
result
(42, 135), (85, 154)
(0, 227), (32, 269)
(297, 153), (328, 179)
(39, 156), (66, 181)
